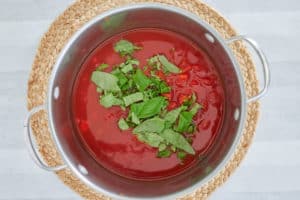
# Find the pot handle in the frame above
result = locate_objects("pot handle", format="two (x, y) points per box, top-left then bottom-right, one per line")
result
(226, 35), (270, 103)
(24, 105), (67, 172)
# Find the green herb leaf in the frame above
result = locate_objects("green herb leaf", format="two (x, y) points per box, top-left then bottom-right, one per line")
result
(158, 143), (167, 151)
(114, 40), (141, 56)
(118, 118), (129, 130)
(120, 63), (133, 73)
(159, 81), (171, 93)
(130, 97), (167, 119)
(164, 121), (173, 129)
(148, 56), (161, 70)
(133, 69), (152, 91)
(91, 71), (120, 92)
(187, 124), (195, 134)
(128, 79), (133, 88)
(177, 151), (187, 161)
(157, 149), (172, 158)
(143, 89), (159, 100)
(151, 77), (161, 87)
(157, 55), (181, 74)
(176, 111), (193, 133)
(164, 106), (187, 124)
(123, 92), (143, 106)
(120, 59), (139, 73)
(183, 93), (196, 107)
(171, 145), (176, 152)
(96, 87), (103, 93)
(150, 77), (170, 94)
(131, 112), (140, 125)
(133, 117), (165, 134)
(186, 137), (193, 144)
(160, 129), (195, 154)
(96, 63), (109, 71)
(150, 70), (157, 77)
(136, 132), (164, 147)
(100, 93), (123, 108)
(91, 39), (199, 159)
(127, 59), (139, 66)
(111, 69), (128, 87)
(190, 103), (202, 116)
(191, 93), (196, 104)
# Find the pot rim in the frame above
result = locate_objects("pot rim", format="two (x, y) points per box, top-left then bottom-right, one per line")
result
(47, 3), (247, 200)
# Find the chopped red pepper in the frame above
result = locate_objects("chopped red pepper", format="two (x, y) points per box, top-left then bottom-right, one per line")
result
(179, 73), (189, 81)
(168, 101), (177, 110)
(162, 93), (171, 100)
(182, 66), (192, 73)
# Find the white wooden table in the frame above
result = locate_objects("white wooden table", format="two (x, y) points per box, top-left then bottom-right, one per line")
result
(0, 0), (299, 199)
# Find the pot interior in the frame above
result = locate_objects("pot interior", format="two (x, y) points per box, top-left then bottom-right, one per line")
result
(49, 4), (244, 199)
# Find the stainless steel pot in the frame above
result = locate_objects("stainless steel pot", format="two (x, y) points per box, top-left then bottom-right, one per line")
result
(24, 3), (270, 200)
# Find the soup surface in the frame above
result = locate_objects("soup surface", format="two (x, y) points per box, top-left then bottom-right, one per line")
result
(72, 28), (225, 180)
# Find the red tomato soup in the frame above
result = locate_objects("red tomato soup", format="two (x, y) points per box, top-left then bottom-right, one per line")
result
(72, 28), (225, 180)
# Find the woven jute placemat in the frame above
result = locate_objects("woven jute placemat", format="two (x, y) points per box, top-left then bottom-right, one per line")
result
(27, 0), (259, 199)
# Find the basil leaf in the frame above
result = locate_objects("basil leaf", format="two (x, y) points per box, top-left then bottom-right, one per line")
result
(133, 69), (152, 91)
(187, 124), (195, 134)
(176, 111), (193, 133)
(128, 79), (133, 88)
(133, 117), (165, 134)
(157, 55), (181, 74)
(120, 59), (139, 73)
(118, 118), (129, 130)
(150, 77), (170, 94)
(159, 81), (171, 93)
(186, 137), (193, 144)
(100, 93), (123, 108)
(127, 59), (139, 66)
(191, 93), (197, 104)
(123, 92), (143, 106)
(164, 106), (187, 124)
(190, 103), (202, 116)
(111, 69), (128, 87)
(165, 121), (173, 130)
(151, 77), (161, 87)
(136, 132), (164, 147)
(160, 129), (195, 155)
(171, 145), (176, 152)
(114, 40), (141, 56)
(91, 71), (120, 92)
(96, 63), (109, 71)
(177, 151), (187, 161)
(130, 97), (167, 119)
(157, 149), (172, 158)
(96, 87), (103, 93)
(150, 70), (157, 77)
(120, 63), (133, 73)
(148, 56), (161, 70)
(131, 112), (140, 125)
(183, 93), (196, 107)
(143, 89), (159, 100)
(158, 143), (167, 151)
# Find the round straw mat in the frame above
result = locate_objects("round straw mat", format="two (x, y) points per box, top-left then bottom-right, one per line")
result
(27, 0), (259, 199)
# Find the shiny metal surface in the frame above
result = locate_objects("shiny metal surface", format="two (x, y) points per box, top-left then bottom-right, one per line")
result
(24, 3), (269, 200)
(24, 105), (67, 171)
(227, 35), (271, 103)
